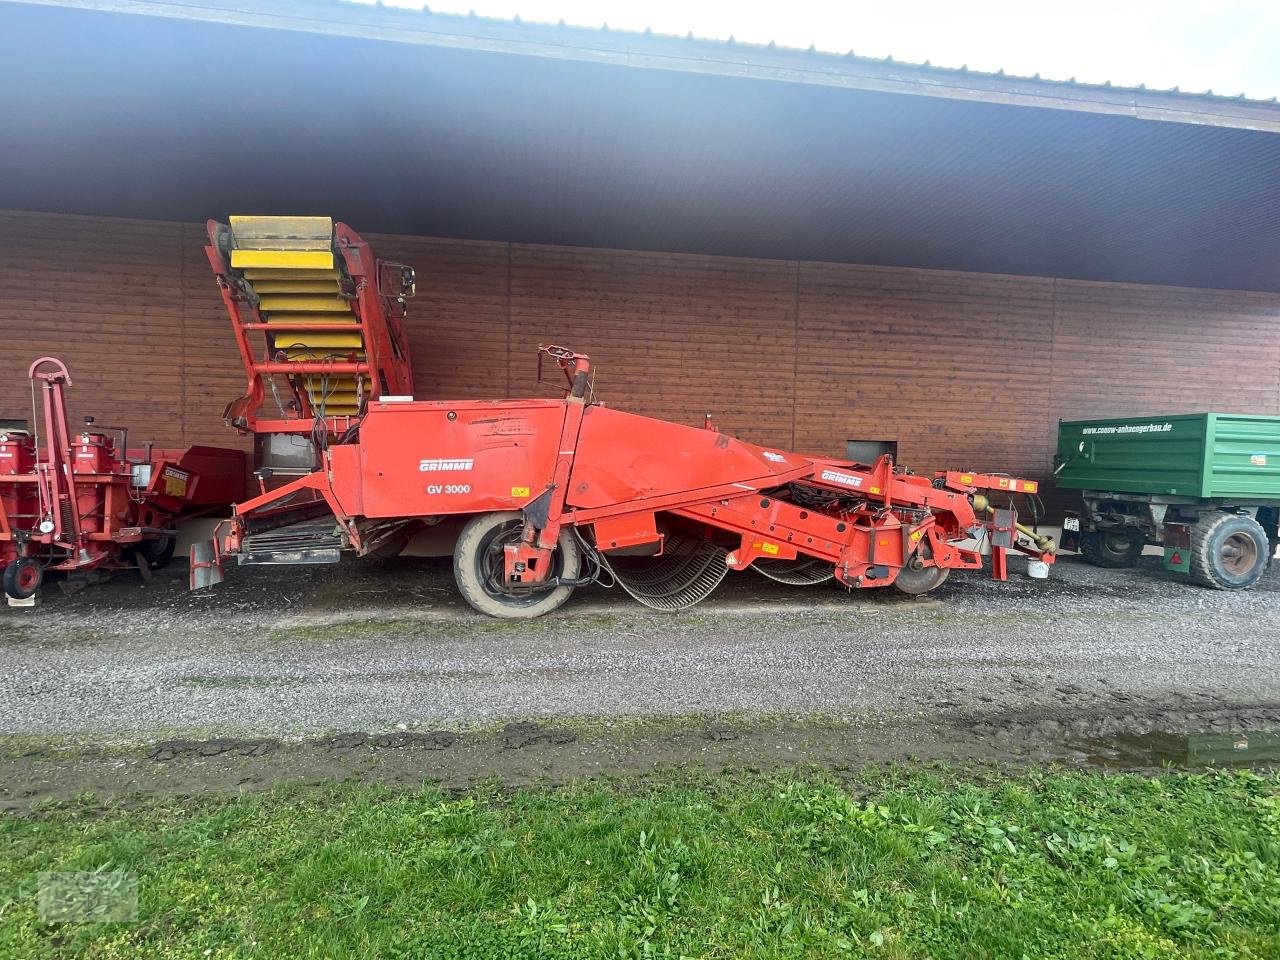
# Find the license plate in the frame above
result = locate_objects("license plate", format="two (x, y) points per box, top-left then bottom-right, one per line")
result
(1063, 516), (1080, 531)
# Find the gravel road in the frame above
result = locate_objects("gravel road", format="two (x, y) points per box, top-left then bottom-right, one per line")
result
(1, 553), (1278, 738)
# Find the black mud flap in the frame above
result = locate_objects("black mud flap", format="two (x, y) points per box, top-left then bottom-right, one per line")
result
(1060, 511), (1082, 553)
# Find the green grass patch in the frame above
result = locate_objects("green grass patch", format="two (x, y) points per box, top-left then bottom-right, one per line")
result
(2, 768), (1278, 958)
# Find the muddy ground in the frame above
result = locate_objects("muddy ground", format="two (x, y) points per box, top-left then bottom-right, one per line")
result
(1, 553), (1278, 808)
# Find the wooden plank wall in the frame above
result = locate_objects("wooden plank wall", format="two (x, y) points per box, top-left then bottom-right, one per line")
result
(3, 210), (1279, 507)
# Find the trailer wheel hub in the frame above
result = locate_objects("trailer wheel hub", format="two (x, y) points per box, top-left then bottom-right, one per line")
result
(1219, 532), (1259, 576)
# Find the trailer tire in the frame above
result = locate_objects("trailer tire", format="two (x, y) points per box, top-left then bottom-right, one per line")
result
(3, 557), (43, 600)
(1189, 512), (1270, 590)
(453, 512), (582, 619)
(1078, 529), (1144, 568)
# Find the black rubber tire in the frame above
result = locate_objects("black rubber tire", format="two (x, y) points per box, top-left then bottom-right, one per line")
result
(135, 535), (177, 571)
(1078, 528), (1145, 568)
(3, 557), (43, 600)
(1189, 512), (1270, 590)
(453, 511), (582, 619)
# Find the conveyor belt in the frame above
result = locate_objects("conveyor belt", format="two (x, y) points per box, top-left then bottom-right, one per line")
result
(752, 557), (835, 585)
(228, 216), (365, 416)
(598, 533), (729, 611)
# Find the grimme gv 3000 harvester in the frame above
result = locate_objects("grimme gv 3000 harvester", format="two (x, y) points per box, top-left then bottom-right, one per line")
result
(192, 216), (1055, 618)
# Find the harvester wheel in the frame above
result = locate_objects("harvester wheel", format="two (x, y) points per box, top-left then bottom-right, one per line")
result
(1189, 512), (1269, 590)
(1078, 529), (1144, 568)
(892, 563), (950, 595)
(892, 540), (951, 595)
(3, 557), (43, 600)
(135, 535), (177, 571)
(453, 512), (582, 618)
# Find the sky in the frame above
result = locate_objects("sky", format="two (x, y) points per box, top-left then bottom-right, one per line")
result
(364, 0), (1280, 100)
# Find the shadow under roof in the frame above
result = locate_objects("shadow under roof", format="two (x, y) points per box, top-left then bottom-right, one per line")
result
(3, 0), (1279, 291)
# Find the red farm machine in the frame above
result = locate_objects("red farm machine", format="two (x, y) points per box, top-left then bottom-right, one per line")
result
(0, 358), (246, 600)
(192, 216), (1056, 618)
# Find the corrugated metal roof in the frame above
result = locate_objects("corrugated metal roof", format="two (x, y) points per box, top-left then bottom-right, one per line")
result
(350, 0), (1280, 109)
(14, 0), (1280, 131)
(2, 0), (1279, 291)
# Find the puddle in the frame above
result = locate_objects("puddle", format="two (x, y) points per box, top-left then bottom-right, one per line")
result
(1075, 731), (1280, 769)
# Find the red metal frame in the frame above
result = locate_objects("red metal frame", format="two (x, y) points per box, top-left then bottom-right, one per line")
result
(0, 358), (246, 591)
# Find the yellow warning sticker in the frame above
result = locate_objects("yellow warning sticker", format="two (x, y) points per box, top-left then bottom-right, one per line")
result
(1023, 481), (1039, 493)
(511, 486), (531, 498)
(869, 486), (881, 495)
(959, 473), (974, 484)
(162, 467), (189, 498)
(755, 541), (780, 555)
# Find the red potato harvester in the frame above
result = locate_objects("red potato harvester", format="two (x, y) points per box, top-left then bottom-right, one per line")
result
(192, 217), (1056, 618)
(0, 358), (246, 600)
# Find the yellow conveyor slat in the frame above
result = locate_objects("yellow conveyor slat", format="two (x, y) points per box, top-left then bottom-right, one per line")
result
(272, 337), (366, 353)
(257, 294), (353, 313)
(250, 279), (342, 294)
(278, 348), (367, 361)
(242, 268), (341, 281)
(230, 249), (335, 270)
(264, 313), (360, 325)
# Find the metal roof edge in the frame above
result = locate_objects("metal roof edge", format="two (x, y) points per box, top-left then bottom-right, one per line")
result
(9, 0), (1280, 133)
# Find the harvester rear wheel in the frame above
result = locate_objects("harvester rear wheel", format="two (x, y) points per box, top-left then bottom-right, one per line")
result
(453, 511), (582, 619)
(3, 557), (43, 600)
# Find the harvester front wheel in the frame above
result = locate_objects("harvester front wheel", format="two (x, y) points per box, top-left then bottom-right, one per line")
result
(892, 563), (950, 595)
(892, 541), (951, 595)
(3, 557), (43, 600)
(453, 512), (582, 619)
(135, 535), (177, 571)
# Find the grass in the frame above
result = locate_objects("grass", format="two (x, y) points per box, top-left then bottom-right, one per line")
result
(2, 768), (1278, 959)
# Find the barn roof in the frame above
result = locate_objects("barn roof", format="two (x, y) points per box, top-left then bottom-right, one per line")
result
(5, 0), (1280, 290)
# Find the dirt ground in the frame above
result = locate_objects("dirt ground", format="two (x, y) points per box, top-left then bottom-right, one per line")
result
(2, 552), (1278, 809)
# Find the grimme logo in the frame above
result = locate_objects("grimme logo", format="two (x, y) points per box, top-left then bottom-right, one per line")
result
(820, 469), (863, 488)
(419, 458), (474, 472)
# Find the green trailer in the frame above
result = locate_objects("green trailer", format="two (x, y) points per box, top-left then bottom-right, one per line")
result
(1055, 413), (1280, 589)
